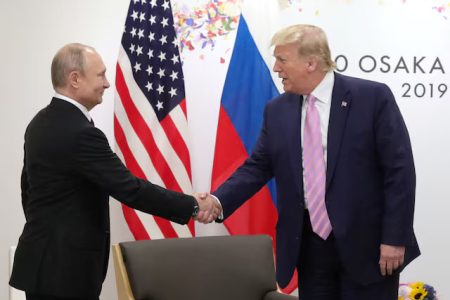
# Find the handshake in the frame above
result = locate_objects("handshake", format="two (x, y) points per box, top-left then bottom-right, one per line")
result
(192, 193), (223, 224)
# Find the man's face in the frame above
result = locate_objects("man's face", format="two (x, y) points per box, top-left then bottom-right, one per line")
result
(77, 50), (110, 110)
(273, 43), (310, 95)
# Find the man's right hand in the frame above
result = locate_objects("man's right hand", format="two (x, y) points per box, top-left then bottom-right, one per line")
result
(192, 192), (222, 224)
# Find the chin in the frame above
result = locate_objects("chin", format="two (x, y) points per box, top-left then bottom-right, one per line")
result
(282, 86), (292, 93)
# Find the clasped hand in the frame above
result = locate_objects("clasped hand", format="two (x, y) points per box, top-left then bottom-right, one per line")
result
(192, 193), (222, 224)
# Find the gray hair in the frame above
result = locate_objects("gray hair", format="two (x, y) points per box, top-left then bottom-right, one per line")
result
(51, 43), (95, 89)
(271, 24), (336, 71)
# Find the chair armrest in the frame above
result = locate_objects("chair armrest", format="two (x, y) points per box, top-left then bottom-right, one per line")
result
(263, 291), (298, 300)
(112, 244), (135, 300)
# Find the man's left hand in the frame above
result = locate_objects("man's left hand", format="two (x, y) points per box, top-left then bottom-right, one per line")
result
(379, 244), (405, 276)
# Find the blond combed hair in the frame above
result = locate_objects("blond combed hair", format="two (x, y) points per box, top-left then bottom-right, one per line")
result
(51, 43), (95, 89)
(271, 24), (336, 72)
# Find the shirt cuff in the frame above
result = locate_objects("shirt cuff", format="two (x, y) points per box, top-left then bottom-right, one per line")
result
(210, 194), (224, 221)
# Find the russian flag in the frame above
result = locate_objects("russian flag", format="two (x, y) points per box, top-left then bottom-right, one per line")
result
(210, 15), (297, 294)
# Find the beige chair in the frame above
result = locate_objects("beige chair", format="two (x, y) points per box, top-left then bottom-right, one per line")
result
(113, 235), (298, 300)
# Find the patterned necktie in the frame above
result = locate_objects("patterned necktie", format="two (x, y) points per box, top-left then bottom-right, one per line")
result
(303, 95), (332, 240)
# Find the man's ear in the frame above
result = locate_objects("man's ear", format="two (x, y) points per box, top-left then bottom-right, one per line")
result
(306, 55), (319, 73)
(68, 71), (80, 88)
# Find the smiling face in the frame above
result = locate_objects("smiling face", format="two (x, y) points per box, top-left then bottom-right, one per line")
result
(71, 50), (110, 110)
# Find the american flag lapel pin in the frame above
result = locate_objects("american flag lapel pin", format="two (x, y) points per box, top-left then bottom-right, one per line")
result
(341, 100), (348, 107)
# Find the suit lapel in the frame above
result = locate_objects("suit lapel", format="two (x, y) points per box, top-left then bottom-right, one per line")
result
(326, 73), (351, 190)
(285, 94), (303, 194)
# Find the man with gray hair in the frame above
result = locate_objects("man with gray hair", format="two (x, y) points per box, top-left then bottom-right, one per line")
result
(208, 24), (420, 299)
(10, 43), (217, 300)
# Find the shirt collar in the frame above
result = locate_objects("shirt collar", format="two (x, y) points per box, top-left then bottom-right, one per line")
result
(54, 92), (92, 122)
(305, 71), (335, 104)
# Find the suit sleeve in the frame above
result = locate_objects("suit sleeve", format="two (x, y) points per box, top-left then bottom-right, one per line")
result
(214, 105), (274, 219)
(73, 126), (196, 225)
(374, 84), (416, 246)
(21, 148), (29, 221)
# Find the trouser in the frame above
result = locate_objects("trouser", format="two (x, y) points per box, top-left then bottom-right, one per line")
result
(297, 211), (399, 300)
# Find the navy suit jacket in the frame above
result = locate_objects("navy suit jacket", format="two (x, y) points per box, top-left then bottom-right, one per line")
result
(215, 72), (420, 287)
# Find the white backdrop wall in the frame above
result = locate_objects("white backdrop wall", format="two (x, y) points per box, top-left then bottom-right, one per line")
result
(1, 1), (449, 300)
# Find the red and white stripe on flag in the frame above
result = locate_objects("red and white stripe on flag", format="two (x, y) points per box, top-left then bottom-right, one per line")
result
(114, 0), (193, 240)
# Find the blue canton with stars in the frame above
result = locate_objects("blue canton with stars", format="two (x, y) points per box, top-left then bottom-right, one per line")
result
(122, 0), (185, 121)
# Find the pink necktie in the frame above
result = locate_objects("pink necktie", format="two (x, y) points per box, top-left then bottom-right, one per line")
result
(303, 95), (332, 240)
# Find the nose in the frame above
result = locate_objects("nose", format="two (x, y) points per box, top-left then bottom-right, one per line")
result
(273, 61), (281, 73)
(104, 77), (110, 89)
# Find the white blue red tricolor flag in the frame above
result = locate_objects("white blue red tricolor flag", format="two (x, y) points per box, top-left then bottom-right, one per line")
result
(211, 12), (298, 294)
(211, 16), (279, 245)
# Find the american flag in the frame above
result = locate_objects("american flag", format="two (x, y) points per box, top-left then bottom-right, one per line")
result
(114, 0), (194, 239)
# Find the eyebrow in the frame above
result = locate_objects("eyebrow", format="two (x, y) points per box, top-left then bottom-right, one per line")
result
(274, 55), (286, 60)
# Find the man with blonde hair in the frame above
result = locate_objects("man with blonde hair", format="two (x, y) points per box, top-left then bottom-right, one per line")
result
(209, 24), (420, 299)
(10, 43), (217, 300)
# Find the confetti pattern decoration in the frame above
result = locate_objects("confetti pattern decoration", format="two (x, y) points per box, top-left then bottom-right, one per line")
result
(279, 0), (303, 12)
(172, 0), (447, 62)
(173, 0), (241, 54)
(432, 1), (450, 20)
(280, 0), (449, 20)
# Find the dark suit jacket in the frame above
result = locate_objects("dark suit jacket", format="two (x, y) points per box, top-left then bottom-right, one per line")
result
(214, 72), (420, 288)
(10, 98), (196, 298)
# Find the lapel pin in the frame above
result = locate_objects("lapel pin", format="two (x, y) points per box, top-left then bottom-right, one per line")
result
(341, 101), (348, 107)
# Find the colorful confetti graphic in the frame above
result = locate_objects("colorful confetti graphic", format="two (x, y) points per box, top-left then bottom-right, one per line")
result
(172, 0), (447, 62)
(173, 0), (241, 54)
(279, 0), (449, 20)
(432, 1), (450, 20)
